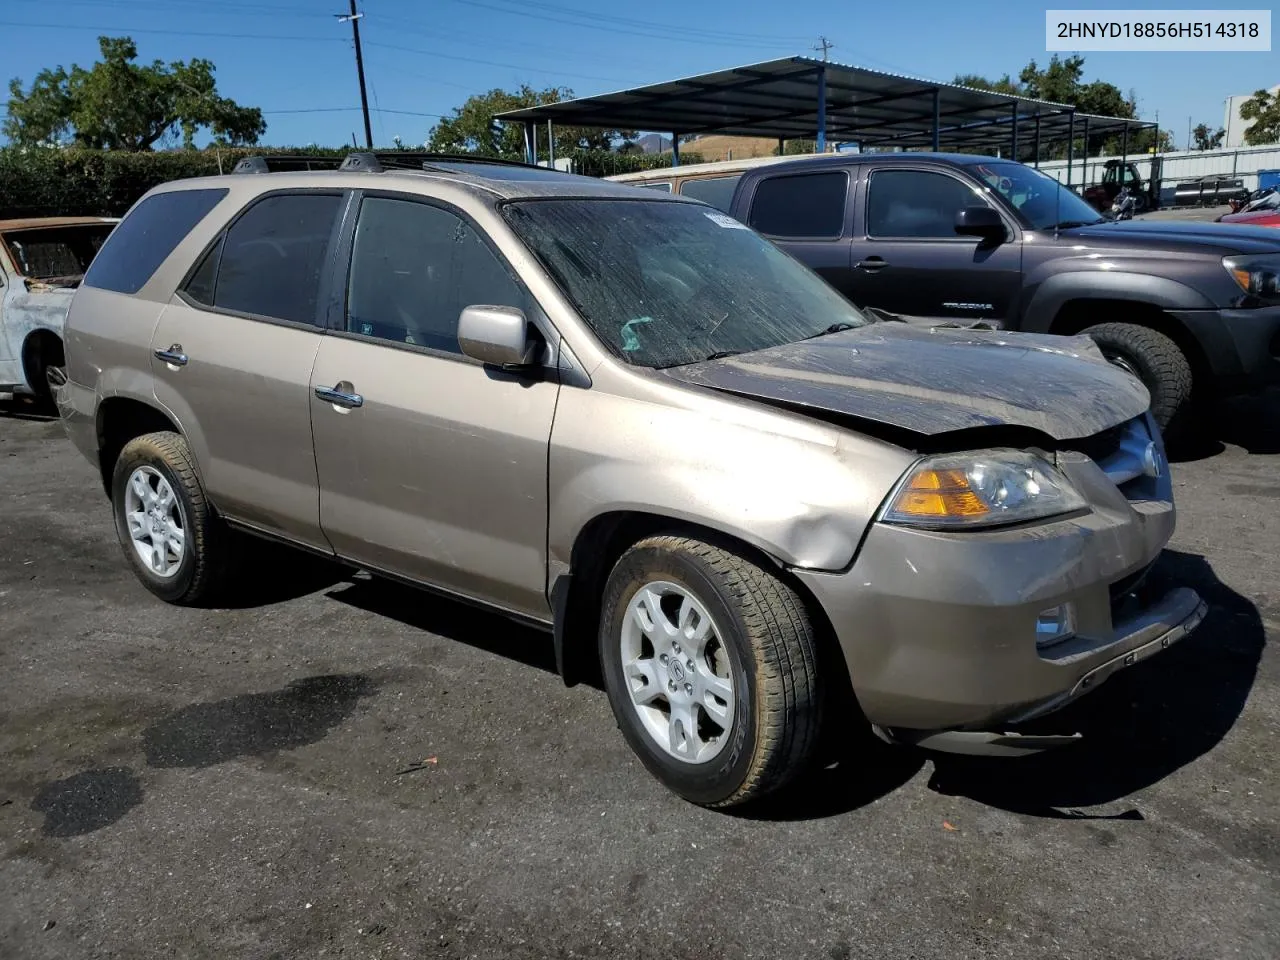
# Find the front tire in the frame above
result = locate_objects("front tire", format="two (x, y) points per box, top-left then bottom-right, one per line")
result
(599, 535), (822, 808)
(111, 431), (229, 605)
(1084, 322), (1193, 441)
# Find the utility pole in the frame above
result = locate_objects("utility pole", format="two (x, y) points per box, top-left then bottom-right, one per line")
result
(336, 0), (373, 150)
(813, 36), (834, 61)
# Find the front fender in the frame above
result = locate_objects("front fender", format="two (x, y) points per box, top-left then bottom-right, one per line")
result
(546, 380), (916, 581)
(1019, 271), (1216, 334)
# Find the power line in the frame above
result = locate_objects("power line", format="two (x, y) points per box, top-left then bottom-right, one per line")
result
(439, 0), (801, 49)
(364, 40), (637, 85)
(0, 20), (344, 43)
(453, 0), (811, 45)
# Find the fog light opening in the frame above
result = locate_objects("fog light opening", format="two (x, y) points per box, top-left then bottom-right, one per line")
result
(1035, 603), (1077, 649)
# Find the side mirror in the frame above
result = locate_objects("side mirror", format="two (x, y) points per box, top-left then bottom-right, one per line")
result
(955, 206), (1006, 242)
(457, 305), (538, 367)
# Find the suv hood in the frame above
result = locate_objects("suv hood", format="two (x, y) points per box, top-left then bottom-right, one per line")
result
(664, 323), (1149, 441)
(1067, 218), (1280, 255)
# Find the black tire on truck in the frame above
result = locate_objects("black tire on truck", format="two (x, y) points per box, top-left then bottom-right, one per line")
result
(1083, 322), (1194, 443)
(598, 534), (823, 808)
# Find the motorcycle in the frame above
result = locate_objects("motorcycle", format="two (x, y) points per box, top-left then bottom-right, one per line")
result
(1227, 185), (1277, 214)
(1108, 185), (1137, 220)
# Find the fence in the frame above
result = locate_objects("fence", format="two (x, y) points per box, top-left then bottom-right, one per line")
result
(1031, 142), (1280, 198)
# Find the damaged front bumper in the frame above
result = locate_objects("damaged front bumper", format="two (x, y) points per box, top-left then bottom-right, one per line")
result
(794, 430), (1206, 757)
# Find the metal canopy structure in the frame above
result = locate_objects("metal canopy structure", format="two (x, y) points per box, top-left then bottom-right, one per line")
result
(496, 56), (1156, 182)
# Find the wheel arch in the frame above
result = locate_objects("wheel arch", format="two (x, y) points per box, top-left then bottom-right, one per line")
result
(20, 328), (64, 395)
(1047, 297), (1212, 391)
(95, 396), (182, 495)
(551, 511), (845, 696)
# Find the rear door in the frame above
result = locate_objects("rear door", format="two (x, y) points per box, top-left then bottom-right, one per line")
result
(308, 192), (559, 619)
(847, 165), (1022, 322)
(150, 190), (347, 550)
(741, 168), (857, 300)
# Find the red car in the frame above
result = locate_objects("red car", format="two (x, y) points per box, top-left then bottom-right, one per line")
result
(1218, 189), (1280, 227)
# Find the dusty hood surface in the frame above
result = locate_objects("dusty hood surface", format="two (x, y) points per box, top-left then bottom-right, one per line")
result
(664, 322), (1150, 441)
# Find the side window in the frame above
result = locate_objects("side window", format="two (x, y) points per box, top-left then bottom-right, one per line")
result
(747, 172), (847, 239)
(183, 235), (222, 306)
(679, 175), (740, 212)
(867, 170), (986, 239)
(637, 182), (672, 192)
(346, 197), (523, 355)
(83, 188), (227, 294)
(212, 193), (342, 324)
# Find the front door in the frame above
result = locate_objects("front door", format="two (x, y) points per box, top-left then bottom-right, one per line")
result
(150, 191), (346, 550)
(848, 166), (1023, 323)
(309, 194), (559, 619)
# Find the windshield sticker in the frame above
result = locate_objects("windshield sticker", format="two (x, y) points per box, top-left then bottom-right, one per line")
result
(620, 316), (655, 352)
(704, 211), (747, 230)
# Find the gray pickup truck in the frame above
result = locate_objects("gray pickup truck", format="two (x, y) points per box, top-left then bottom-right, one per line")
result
(620, 153), (1280, 441)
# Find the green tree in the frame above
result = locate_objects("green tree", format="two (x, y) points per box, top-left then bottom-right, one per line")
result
(1239, 89), (1280, 145)
(4, 36), (264, 150)
(1191, 123), (1225, 151)
(427, 86), (634, 160)
(953, 73), (1022, 96)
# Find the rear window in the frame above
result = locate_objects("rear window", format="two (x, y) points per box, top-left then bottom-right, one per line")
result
(82, 188), (228, 294)
(679, 176), (740, 212)
(747, 171), (847, 239)
(2, 224), (115, 280)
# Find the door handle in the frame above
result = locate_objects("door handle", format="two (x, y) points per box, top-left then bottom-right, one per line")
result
(315, 383), (364, 409)
(155, 344), (188, 366)
(855, 257), (889, 272)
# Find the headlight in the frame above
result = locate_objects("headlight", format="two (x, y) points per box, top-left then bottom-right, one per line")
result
(1223, 255), (1280, 301)
(881, 450), (1087, 529)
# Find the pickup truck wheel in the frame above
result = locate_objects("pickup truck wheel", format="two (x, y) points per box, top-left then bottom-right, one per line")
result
(1084, 322), (1193, 440)
(599, 535), (822, 808)
(110, 431), (229, 606)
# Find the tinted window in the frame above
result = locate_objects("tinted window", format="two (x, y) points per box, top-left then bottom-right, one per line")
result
(83, 188), (227, 294)
(868, 169), (987, 238)
(346, 197), (522, 354)
(679, 176), (740, 212)
(637, 182), (672, 192)
(214, 193), (341, 324)
(747, 172), (846, 238)
(183, 235), (222, 305)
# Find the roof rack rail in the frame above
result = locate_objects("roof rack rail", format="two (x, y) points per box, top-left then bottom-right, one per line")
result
(231, 151), (539, 176)
(230, 155), (347, 174)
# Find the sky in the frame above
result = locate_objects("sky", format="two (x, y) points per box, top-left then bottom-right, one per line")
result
(0, 0), (1276, 151)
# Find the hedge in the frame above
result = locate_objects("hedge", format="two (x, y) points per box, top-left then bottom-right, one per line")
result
(0, 146), (705, 219)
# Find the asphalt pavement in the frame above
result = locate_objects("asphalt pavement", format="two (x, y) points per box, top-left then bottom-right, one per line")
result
(1, 391), (1277, 960)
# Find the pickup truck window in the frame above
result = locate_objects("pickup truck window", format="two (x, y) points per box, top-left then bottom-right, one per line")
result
(2, 225), (113, 280)
(504, 197), (869, 369)
(679, 176), (740, 213)
(965, 160), (1104, 230)
(346, 197), (522, 354)
(867, 169), (988, 238)
(747, 171), (847, 239)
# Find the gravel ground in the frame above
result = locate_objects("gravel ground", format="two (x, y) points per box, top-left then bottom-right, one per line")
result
(1, 391), (1277, 960)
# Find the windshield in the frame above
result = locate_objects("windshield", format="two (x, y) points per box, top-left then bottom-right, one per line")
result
(2, 224), (115, 279)
(1244, 191), (1279, 212)
(966, 160), (1105, 230)
(502, 199), (871, 368)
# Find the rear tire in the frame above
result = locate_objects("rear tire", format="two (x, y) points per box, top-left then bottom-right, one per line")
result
(110, 431), (229, 606)
(21, 332), (63, 407)
(598, 534), (822, 808)
(1084, 322), (1193, 442)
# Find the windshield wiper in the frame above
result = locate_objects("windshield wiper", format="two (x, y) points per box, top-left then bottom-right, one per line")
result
(705, 350), (743, 361)
(1053, 219), (1105, 229)
(802, 321), (859, 341)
